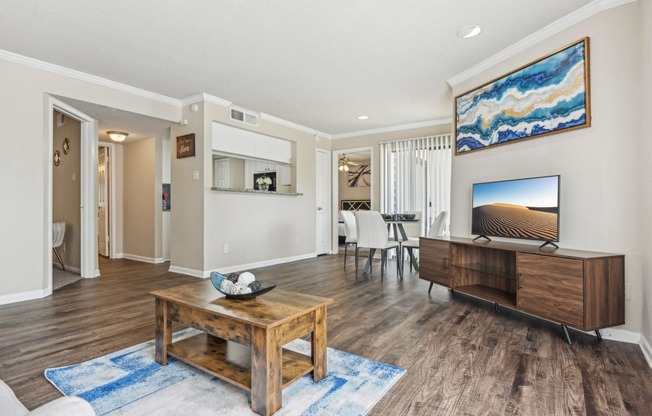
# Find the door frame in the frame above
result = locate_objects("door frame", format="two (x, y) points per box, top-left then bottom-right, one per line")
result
(331, 146), (374, 254)
(98, 141), (117, 259)
(47, 96), (100, 284)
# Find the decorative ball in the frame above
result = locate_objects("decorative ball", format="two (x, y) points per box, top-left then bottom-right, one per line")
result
(238, 272), (256, 286)
(248, 281), (262, 292)
(232, 282), (249, 294)
(242, 287), (252, 294)
(220, 280), (235, 294)
(227, 273), (240, 283)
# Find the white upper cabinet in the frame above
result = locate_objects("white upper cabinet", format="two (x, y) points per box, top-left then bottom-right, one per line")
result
(212, 122), (291, 164)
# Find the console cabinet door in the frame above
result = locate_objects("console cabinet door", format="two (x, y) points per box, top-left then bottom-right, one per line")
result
(517, 253), (584, 328)
(419, 238), (450, 287)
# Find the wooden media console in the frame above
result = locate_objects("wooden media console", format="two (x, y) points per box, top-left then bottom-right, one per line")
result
(419, 236), (625, 344)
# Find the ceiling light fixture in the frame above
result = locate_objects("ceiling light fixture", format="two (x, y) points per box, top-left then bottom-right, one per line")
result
(457, 25), (482, 39)
(107, 131), (129, 142)
(358, 115), (369, 120)
(338, 154), (350, 172)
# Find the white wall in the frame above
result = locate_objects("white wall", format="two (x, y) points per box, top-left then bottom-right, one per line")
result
(0, 57), (179, 302)
(639, 0), (652, 349)
(450, 4), (642, 332)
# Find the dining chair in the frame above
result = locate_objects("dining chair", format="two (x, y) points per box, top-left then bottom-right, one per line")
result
(354, 211), (402, 281)
(401, 211), (449, 274)
(52, 222), (66, 271)
(340, 210), (357, 268)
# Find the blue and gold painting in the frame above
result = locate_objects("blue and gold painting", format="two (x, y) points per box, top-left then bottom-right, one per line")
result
(455, 38), (590, 154)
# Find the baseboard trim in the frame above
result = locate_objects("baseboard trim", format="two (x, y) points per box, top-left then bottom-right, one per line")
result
(122, 254), (165, 264)
(590, 328), (641, 344)
(0, 288), (51, 306)
(641, 333), (652, 369)
(168, 265), (206, 278)
(205, 253), (318, 277)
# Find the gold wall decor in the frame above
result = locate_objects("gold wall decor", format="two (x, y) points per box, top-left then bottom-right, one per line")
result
(63, 137), (70, 154)
(53, 150), (61, 166)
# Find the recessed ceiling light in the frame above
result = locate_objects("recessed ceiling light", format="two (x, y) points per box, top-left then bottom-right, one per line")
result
(358, 115), (369, 120)
(457, 25), (482, 39)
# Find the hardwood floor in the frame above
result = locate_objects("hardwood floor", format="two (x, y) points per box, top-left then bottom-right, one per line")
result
(1, 254), (650, 415)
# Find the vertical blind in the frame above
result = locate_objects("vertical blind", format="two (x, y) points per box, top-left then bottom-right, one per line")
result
(380, 134), (452, 235)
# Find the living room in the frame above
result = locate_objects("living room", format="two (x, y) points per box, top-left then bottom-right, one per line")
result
(0, 0), (651, 414)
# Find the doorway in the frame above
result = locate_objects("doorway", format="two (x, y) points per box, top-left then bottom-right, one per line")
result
(331, 147), (373, 254)
(48, 97), (100, 292)
(98, 142), (117, 259)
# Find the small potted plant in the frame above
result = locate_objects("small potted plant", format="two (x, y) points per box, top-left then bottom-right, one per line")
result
(256, 175), (272, 191)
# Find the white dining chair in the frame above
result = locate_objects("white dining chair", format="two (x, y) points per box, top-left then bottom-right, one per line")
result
(401, 211), (449, 274)
(52, 222), (66, 271)
(354, 211), (402, 281)
(340, 210), (357, 268)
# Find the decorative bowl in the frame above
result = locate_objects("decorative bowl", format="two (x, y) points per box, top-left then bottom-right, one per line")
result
(402, 214), (416, 220)
(216, 284), (276, 300)
(210, 272), (275, 300)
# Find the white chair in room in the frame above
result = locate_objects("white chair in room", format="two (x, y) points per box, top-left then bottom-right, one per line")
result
(401, 211), (449, 274)
(354, 211), (402, 281)
(340, 210), (357, 268)
(52, 222), (66, 271)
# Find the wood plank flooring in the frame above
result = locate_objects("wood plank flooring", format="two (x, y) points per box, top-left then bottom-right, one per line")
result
(0, 254), (650, 415)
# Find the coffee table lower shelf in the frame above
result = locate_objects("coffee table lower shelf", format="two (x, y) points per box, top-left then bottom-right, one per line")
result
(167, 333), (314, 391)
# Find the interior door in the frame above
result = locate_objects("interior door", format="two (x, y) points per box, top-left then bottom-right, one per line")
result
(98, 146), (109, 257)
(214, 158), (230, 188)
(315, 150), (331, 254)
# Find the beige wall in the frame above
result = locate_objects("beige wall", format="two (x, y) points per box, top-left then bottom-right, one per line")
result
(52, 111), (81, 269)
(123, 138), (160, 260)
(169, 100), (331, 275)
(450, 4), (643, 333)
(639, 0), (652, 346)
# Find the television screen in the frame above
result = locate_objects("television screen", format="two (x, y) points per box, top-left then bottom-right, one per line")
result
(472, 175), (560, 242)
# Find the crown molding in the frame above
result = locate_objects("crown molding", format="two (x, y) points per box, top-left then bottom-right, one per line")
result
(0, 48), (181, 107)
(181, 93), (231, 107)
(447, 0), (637, 88)
(259, 112), (332, 139)
(331, 118), (453, 140)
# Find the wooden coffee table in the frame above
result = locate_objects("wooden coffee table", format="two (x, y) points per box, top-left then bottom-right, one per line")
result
(151, 280), (333, 416)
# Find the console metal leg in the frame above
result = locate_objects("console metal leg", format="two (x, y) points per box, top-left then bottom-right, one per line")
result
(494, 303), (499, 313)
(595, 329), (602, 341)
(428, 282), (434, 294)
(561, 324), (572, 345)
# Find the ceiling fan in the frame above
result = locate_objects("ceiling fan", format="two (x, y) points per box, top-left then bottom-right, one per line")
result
(338, 153), (360, 172)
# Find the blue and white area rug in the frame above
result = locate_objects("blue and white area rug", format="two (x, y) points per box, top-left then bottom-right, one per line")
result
(45, 329), (405, 415)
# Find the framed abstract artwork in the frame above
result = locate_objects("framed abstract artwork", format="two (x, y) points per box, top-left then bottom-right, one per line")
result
(348, 163), (371, 187)
(455, 37), (591, 155)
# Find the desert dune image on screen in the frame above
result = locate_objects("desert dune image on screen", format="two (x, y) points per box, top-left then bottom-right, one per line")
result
(472, 176), (559, 241)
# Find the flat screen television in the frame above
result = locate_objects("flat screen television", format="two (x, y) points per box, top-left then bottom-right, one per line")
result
(472, 175), (560, 246)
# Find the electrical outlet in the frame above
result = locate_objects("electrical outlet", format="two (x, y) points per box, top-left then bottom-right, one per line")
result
(223, 244), (229, 254)
(625, 283), (631, 300)
(193, 170), (200, 181)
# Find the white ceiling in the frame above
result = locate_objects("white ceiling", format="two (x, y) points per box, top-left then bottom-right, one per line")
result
(1, 0), (594, 137)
